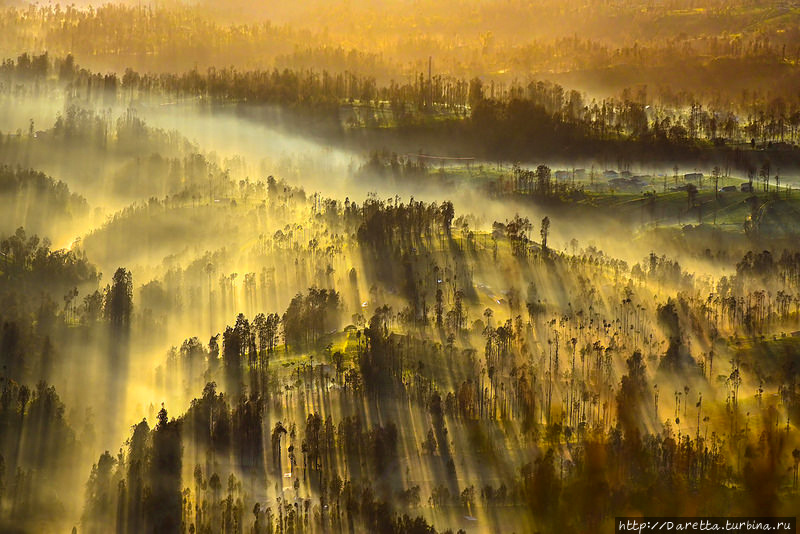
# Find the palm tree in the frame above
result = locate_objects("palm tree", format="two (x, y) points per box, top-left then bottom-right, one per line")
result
(483, 307), (493, 329)
(683, 385), (690, 416)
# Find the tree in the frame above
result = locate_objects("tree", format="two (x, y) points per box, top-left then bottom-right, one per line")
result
(148, 406), (182, 533)
(535, 165), (552, 197)
(104, 267), (132, 329)
(540, 216), (550, 252)
(505, 215), (532, 257)
(252, 313), (268, 359)
(222, 324), (243, 395)
(435, 288), (444, 327)
(616, 350), (651, 435)
(283, 288), (340, 349)
(271, 422), (288, 473)
(82, 451), (117, 530)
(467, 77), (483, 108)
(440, 201), (455, 235)
(760, 160), (771, 192)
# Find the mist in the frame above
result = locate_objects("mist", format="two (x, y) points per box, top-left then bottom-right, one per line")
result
(1, 2), (800, 534)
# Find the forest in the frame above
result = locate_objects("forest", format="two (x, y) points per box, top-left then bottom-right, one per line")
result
(1, 1), (800, 533)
